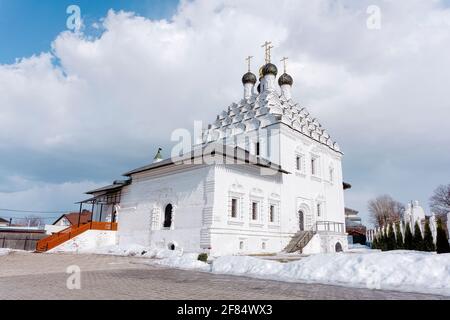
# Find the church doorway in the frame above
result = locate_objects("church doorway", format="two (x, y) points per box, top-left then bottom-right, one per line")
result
(335, 242), (343, 252)
(298, 210), (305, 231)
(163, 204), (173, 228)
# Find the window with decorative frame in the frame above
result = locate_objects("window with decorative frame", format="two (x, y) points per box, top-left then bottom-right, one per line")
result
(231, 198), (238, 218)
(228, 192), (243, 220)
(268, 202), (279, 224)
(251, 201), (259, 221)
(294, 151), (305, 174)
(269, 204), (275, 223)
(311, 155), (320, 177)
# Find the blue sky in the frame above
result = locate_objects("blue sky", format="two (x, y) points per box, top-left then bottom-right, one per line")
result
(0, 0), (179, 64)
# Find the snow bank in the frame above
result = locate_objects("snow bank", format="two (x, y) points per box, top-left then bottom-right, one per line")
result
(348, 243), (371, 250)
(91, 243), (210, 271)
(347, 244), (376, 253)
(48, 239), (450, 296)
(49, 230), (117, 253)
(0, 248), (11, 256)
(151, 253), (210, 271)
(51, 240), (210, 271)
(212, 251), (450, 296)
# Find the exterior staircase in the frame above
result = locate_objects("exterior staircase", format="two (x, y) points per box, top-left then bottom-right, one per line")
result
(36, 221), (117, 252)
(284, 230), (316, 253)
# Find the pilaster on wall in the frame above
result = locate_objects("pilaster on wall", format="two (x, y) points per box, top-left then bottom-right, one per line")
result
(200, 169), (215, 249)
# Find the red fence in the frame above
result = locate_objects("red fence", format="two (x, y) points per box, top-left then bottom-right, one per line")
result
(36, 222), (117, 252)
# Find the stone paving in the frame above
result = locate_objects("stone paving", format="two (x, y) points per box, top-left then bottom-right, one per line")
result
(0, 251), (447, 300)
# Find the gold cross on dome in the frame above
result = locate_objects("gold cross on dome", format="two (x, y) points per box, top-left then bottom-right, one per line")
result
(280, 57), (289, 73)
(261, 41), (273, 63)
(245, 55), (253, 72)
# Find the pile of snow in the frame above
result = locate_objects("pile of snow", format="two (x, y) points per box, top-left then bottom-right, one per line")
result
(151, 253), (210, 271)
(0, 248), (11, 256)
(90, 243), (209, 271)
(211, 251), (450, 296)
(347, 244), (375, 253)
(49, 230), (117, 253)
(51, 240), (209, 271)
(348, 243), (371, 250)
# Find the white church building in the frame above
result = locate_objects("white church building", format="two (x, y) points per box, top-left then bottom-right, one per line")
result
(84, 47), (349, 256)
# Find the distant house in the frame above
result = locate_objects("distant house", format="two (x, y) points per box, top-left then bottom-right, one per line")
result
(43, 210), (93, 235)
(0, 217), (9, 227)
(52, 210), (92, 227)
(345, 208), (367, 245)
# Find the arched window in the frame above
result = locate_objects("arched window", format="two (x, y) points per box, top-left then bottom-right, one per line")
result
(163, 204), (173, 228)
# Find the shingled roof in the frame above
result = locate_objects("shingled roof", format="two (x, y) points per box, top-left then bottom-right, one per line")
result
(53, 211), (92, 226)
(202, 89), (342, 153)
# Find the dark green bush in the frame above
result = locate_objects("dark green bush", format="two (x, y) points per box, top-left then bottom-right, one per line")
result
(423, 221), (435, 252)
(404, 222), (413, 250)
(198, 253), (208, 262)
(436, 218), (450, 254)
(395, 223), (404, 249)
(387, 223), (396, 250)
(412, 221), (424, 251)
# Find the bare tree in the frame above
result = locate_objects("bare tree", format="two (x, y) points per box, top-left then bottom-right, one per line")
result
(368, 195), (404, 227)
(23, 215), (45, 227)
(430, 184), (450, 218)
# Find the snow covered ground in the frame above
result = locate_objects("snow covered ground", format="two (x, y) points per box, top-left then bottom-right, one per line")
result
(0, 248), (11, 256)
(45, 242), (450, 296)
(212, 251), (450, 296)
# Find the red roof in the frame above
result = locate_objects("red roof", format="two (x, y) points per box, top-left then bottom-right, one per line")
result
(53, 211), (92, 226)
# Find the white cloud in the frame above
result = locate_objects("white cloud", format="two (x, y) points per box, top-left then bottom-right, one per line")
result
(0, 180), (105, 221)
(1, 0), (450, 218)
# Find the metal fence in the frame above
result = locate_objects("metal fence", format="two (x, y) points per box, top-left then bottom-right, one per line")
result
(0, 232), (47, 251)
(314, 221), (345, 233)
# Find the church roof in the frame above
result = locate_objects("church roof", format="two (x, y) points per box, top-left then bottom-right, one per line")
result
(202, 89), (342, 154)
(123, 143), (290, 177)
(86, 180), (131, 195)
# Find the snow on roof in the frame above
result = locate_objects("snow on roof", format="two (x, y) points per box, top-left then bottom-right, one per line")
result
(202, 89), (342, 153)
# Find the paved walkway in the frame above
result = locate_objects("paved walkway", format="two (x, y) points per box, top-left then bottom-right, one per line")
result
(0, 251), (447, 300)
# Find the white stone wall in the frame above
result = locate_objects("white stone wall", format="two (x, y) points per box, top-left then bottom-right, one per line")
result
(117, 164), (213, 253)
(277, 124), (346, 227)
(209, 164), (289, 256)
(318, 232), (349, 253)
(301, 234), (322, 255)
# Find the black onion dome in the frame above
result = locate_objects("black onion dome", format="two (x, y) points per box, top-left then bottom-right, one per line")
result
(278, 73), (293, 86)
(242, 72), (257, 85)
(262, 63), (278, 76)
